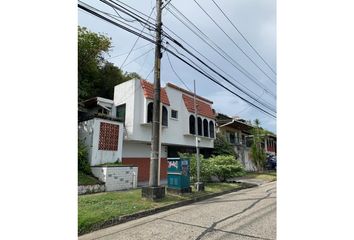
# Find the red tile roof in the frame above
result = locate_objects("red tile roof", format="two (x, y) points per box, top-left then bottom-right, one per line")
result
(140, 80), (170, 106)
(166, 82), (213, 104)
(182, 94), (215, 119)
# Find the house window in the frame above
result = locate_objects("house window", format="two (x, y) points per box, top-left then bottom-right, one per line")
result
(171, 109), (178, 119)
(209, 121), (214, 138)
(147, 102), (153, 123)
(116, 104), (126, 123)
(98, 107), (109, 115)
(197, 117), (202, 136)
(203, 119), (209, 137)
(229, 132), (235, 144)
(162, 106), (168, 126)
(189, 115), (195, 134)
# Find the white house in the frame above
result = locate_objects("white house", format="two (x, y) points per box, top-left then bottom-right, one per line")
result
(113, 78), (216, 185)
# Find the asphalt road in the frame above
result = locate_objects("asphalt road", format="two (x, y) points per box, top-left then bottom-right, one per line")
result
(80, 181), (276, 240)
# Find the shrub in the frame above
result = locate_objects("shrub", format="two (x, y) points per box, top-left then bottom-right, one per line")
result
(209, 155), (245, 182)
(78, 140), (91, 175)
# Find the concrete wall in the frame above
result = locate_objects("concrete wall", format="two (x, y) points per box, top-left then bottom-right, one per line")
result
(78, 118), (124, 166)
(91, 166), (138, 191)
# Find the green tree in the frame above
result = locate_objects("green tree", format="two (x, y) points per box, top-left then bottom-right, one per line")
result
(250, 119), (267, 171)
(78, 26), (111, 100)
(212, 132), (237, 158)
(78, 26), (141, 100)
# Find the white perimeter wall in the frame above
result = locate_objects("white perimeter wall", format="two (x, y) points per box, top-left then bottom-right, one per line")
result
(78, 118), (124, 166)
(91, 166), (138, 191)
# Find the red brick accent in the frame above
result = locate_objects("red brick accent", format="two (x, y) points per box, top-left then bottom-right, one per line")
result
(182, 94), (215, 119)
(140, 80), (170, 106)
(122, 158), (168, 183)
(98, 122), (119, 150)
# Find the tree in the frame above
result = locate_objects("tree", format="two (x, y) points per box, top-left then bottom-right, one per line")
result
(78, 26), (141, 101)
(78, 26), (111, 100)
(250, 119), (267, 171)
(212, 132), (237, 158)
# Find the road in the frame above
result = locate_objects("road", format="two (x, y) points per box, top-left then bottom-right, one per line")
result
(80, 181), (276, 240)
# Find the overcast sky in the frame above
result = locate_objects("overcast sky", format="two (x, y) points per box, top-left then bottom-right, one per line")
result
(78, 0), (276, 133)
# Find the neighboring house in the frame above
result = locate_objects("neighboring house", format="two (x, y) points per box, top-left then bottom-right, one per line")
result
(216, 113), (277, 171)
(216, 113), (256, 171)
(114, 79), (216, 185)
(264, 133), (277, 155)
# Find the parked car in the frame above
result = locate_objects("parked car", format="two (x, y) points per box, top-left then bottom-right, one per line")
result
(266, 155), (276, 170)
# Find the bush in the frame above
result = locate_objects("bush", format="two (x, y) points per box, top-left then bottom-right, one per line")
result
(209, 155), (245, 182)
(78, 140), (91, 175)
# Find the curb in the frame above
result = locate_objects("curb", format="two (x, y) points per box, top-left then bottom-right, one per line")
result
(78, 182), (258, 236)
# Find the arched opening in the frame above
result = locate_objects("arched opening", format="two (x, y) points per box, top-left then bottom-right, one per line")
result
(189, 115), (196, 134)
(209, 121), (214, 138)
(147, 102), (153, 123)
(203, 119), (209, 137)
(197, 117), (202, 136)
(162, 106), (168, 126)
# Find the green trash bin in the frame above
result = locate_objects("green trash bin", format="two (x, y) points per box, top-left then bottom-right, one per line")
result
(167, 158), (192, 194)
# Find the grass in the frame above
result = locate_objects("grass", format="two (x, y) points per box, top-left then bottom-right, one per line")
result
(78, 182), (241, 234)
(243, 171), (277, 182)
(78, 171), (102, 186)
(93, 162), (127, 167)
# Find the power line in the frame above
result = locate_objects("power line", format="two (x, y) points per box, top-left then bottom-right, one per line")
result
(166, 5), (276, 99)
(118, 6), (155, 68)
(211, 0), (276, 76)
(165, 47), (276, 118)
(193, 0), (276, 84)
(101, 0), (156, 30)
(162, 28), (276, 110)
(79, 1), (155, 40)
(166, 39), (276, 113)
(78, 2), (276, 119)
(122, 47), (154, 68)
(107, 43), (151, 59)
(166, 50), (192, 91)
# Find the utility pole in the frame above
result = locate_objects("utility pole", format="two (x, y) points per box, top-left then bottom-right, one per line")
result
(142, 0), (165, 200)
(194, 80), (204, 191)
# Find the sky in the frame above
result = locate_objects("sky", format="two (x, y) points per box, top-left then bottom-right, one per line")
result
(78, 0), (276, 133)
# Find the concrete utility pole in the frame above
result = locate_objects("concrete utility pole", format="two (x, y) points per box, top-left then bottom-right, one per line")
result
(194, 80), (204, 191)
(142, 0), (165, 200)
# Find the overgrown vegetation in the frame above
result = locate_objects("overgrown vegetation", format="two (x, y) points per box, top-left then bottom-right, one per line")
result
(78, 171), (101, 186)
(94, 161), (126, 167)
(250, 119), (267, 171)
(78, 26), (141, 101)
(212, 133), (237, 157)
(78, 140), (91, 175)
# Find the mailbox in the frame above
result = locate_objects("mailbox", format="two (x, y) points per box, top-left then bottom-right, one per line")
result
(167, 158), (191, 194)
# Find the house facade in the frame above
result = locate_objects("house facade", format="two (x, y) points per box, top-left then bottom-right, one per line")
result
(216, 113), (277, 171)
(112, 78), (215, 185)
